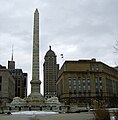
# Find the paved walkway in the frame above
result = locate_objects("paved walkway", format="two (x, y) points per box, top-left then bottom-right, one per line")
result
(0, 112), (94, 120)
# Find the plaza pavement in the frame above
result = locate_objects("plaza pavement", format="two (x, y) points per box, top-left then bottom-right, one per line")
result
(0, 112), (94, 120)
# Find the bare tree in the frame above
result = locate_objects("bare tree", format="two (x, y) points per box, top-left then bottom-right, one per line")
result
(114, 39), (118, 53)
(0, 99), (4, 113)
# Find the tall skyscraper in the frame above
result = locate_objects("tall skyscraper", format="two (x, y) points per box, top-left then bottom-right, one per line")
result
(43, 46), (59, 98)
(28, 9), (44, 103)
(8, 47), (27, 98)
(8, 46), (15, 69)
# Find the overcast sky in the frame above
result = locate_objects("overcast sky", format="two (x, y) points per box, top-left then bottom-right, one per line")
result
(0, 0), (118, 95)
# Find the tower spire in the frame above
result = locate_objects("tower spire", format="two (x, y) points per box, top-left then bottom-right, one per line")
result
(49, 45), (51, 50)
(8, 44), (15, 69)
(11, 44), (14, 61)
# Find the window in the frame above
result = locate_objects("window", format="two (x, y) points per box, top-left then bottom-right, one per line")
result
(69, 86), (71, 89)
(99, 77), (102, 87)
(99, 77), (102, 96)
(96, 65), (99, 71)
(78, 77), (81, 94)
(18, 88), (20, 97)
(73, 79), (76, 86)
(18, 80), (20, 86)
(82, 77), (86, 93)
(82, 77), (85, 81)
(0, 76), (2, 83)
(73, 78), (76, 95)
(74, 86), (76, 95)
(83, 85), (86, 91)
(74, 85), (76, 89)
(68, 78), (72, 96)
(100, 89), (103, 96)
(0, 85), (1, 91)
(92, 65), (94, 71)
(95, 77), (99, 96)
(87, 78), (90, 87)
(87, 78), (91, 96)
(68, 78), (72, 85)
(0, 76), (2, 91)
(95, 77), (98, 86)
(88, 86), (90, 91)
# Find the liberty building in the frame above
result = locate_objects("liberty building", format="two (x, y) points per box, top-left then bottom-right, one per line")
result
(57, 58), (118, 106)
(43, 46), (59, 98)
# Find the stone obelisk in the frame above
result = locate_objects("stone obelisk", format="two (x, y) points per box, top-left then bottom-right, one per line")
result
(28, 8), (44, 104)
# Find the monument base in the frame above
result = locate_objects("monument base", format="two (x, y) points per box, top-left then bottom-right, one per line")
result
(27, 92), (45, 105)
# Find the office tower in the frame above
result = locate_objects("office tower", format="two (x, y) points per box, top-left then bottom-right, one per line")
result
(8, 52), (27, 98)
(43, 46), (59, 98)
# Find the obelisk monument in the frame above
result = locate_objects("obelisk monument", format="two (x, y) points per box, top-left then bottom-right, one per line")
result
(28, 8), (45, 104)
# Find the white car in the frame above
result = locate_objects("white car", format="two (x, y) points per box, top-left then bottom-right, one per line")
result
(110, 116), (118, 120)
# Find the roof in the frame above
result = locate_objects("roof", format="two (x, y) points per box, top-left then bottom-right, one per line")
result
(45, 46), (56, 57)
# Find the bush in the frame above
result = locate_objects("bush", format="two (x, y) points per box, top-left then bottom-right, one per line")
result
(113, 110), (118, 118)
(94, 108), (110, 120)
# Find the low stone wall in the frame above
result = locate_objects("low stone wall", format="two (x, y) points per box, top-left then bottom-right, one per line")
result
(0, 105), (70, 113)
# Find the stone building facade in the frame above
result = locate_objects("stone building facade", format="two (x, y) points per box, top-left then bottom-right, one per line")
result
(56, 59), (118, 107)
(0, 65), (15, 106)
(43, 46), (59, 98)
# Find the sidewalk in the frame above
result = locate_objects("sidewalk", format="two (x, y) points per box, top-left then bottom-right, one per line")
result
(0, 112), (94, 120)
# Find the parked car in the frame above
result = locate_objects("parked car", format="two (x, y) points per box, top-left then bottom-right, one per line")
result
(110, 116), (118, 120)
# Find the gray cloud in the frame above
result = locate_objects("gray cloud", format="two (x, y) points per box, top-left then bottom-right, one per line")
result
(0, 0), (117, 94)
